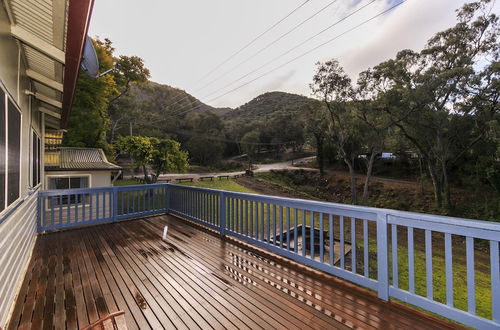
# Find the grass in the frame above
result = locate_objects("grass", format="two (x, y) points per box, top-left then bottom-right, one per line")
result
(179, 179), (256, 193)
(384, 242), (492, 320)
(113, 179), (140, 186)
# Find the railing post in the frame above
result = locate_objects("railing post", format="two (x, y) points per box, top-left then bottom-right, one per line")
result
(112, 187), (118, 222)
(165, 184), (170, 213)
(376, 211), (389, 300)
(219, 191), (226, 236)
(37, 192), (42, 232)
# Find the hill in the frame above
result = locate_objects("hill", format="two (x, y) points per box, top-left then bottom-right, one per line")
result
(223, 91), (313, 120)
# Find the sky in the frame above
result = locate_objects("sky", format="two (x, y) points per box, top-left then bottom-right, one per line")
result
(88, 0), (498, 109)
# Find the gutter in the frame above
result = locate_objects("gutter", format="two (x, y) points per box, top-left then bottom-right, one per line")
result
(60, 0), (95, 128)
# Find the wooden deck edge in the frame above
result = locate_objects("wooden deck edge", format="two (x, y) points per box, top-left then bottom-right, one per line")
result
(165, 214), (465, 330)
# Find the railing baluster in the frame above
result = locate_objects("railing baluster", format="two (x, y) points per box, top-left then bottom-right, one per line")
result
(466, 236), (476, 315)
(340, 215), (345, 269)
(329, 214), (334, 266)
(273, 205), (277, 245)
(491, 240), (500, 323)
(302, 210), (306, 257)
(392, 224), (398, 288)
(245, 200), (248, 236)
(90, 193), (93, 220)
(67, 194), (70, 224)
(59, 194), (63, 226)
(279, 206), (283, 247)
(425, 229), (433, 300)
(51, 196), (55, 227)
(445, 232), (454, 307)
(363, 219), (368, 277)
(287, 207), (291, 251)
(75, 194), (79, 223)
(320, 213), (324, 263)
(267, 204), (271, 244)
(294, 209), (298, 253)
(260, 202), (264, 241)
(351, 217), (356, 273)
(250, 201), (254, 238)
(310, 211), (314, 259)
(408, 227), (414, 293)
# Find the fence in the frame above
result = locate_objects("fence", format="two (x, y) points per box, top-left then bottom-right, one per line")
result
(38, 183), (500, 329)
(38, 184), (167, 232)
(167, 184), (500, 330)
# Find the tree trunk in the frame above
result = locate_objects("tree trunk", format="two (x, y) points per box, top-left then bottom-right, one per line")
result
(315, 133), (325, 176)
(362, 150), (376, 205)
(441, 160), (451, 210)
(109, 117), (122, 144)
(427, 162), (442, 208)
(345, 159), (358, 205)
(142, 165), (149, 183)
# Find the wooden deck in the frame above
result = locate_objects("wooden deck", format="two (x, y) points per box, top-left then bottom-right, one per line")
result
(7, 215), (462, 330)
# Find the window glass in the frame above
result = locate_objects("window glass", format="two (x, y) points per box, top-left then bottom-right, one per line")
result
(32, 131), (40, 187)
(7, 99), (20, 205)
(0, 89), (5, 212)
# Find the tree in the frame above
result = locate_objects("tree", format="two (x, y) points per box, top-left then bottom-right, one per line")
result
(358, 0), (499, 209)
(304, 100), (328, 176)
(150, 139), (189, 183)
(310, 59), (362, 204)
(117, 136), (188, 183)
(64, 38), (116, 151)
(241, 130), (260, 170)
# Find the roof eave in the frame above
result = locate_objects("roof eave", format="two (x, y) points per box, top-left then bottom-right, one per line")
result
(60, 0), (95, 129)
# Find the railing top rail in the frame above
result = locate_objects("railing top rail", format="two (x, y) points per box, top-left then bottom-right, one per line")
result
(166, 183), (500, 233)
(39, 183), (167, 197)
(39, 186), (114, 196)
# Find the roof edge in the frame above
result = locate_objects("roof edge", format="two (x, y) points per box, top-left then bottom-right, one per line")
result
(60, 0), (95, 128)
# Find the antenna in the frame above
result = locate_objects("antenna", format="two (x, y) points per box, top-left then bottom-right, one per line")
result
(80, 36), (99, 78)
(80, 36), (117, 78)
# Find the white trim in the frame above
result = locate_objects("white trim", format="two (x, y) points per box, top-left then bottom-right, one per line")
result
(45, 174), (92, 190)
(0, 83), (23, 217)
(26, 70), (64, 92)
(30, 129), (41, 189)
(10, 25), (66, 64)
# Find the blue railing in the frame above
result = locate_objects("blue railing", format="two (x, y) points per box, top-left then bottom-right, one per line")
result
(38, 184), (167, 232)
(38, 183), (500, 329)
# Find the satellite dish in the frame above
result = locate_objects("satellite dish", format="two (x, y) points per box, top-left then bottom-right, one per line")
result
(81, 36), (99, 78)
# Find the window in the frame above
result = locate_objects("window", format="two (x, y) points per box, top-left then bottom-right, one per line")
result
(0, 87), (21, 213)
(0, 89), (5, 213)
(7, 99), (21, 205)
(47, 176), (89, 205)
(32, 131), (41, 187)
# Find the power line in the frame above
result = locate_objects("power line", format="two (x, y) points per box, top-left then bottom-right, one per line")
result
(169, 0), (403, 118)
(205, 1), (406, 104)
(197, 0), (376, 104)
(193, 0), (312, 87)
(163, 0), (312, 109)
(194, 0), (341, 96)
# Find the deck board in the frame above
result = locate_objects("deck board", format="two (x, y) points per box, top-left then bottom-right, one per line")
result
(8, 215), (463, 330)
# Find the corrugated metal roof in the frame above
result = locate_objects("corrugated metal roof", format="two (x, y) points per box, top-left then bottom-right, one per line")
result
(46, 147), (122, 171)
(6, 0), (69, 126)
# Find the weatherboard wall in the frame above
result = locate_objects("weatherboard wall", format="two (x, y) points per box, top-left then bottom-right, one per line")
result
(0, 4), (42, 328)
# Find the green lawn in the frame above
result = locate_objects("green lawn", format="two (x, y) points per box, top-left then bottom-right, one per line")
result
(179, 179), (255, 193)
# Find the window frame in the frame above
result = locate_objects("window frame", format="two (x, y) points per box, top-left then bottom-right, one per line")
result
(31, 129), (41, 189)
(46, 174), (92, 207)
(0, 81), (23, 217)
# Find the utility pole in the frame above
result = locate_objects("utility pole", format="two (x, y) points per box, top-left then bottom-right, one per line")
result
(129, 122), (133, 136)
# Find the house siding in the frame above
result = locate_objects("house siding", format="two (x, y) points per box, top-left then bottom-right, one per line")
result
(0, 192), (37, 327)
(0, 3), (42, 328)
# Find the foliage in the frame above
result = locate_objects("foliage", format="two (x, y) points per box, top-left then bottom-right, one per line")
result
(117, 136), (188, 182)
(180, 179), (255, 193)
(64, 37), (150, 153)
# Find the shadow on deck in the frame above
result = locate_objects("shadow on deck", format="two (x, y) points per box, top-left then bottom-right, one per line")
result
(8, 215), (462, 330)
